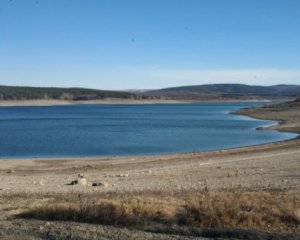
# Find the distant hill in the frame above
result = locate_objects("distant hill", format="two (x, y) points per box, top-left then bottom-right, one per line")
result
(0, 85), (143, 101)
(1, 84), (299, 102)
(146, 84), (300, 100)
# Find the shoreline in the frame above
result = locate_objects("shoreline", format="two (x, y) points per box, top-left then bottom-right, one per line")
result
(0, 134), (298, 162)
(236, 100), (300, 134)
(0, 99), (190, 106)
(0, 98), (275, 107)
(1, 120), (299, 195)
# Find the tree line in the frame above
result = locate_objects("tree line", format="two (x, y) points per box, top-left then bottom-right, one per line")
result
(0, 85), (144, 100)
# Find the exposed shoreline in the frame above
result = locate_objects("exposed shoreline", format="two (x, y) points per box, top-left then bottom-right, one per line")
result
(0, 99), (190, 106)
(0, 98), (275, 107)
(236, 99), (300, 134)
(0, 100), (299, 190)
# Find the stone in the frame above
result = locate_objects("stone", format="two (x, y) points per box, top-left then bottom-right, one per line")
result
(92, 181), (108, 187)
(294, 209), (300, 222)
(87, 182), (93, 187)
(69, 178), (87, 186)
(70, 180), (78, 185)
(78, 178), (87, 186)
(117, 174), (129, 177)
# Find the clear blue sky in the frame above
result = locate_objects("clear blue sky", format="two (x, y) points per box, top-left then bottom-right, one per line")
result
(1, 0), (300, 89)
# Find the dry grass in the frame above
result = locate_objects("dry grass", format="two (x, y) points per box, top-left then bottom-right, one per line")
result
(18, 190), (300, 233)
(19, 194), (179, 227)
(176, 191), (300, 230)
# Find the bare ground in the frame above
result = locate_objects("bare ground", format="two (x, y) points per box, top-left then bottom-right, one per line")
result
(0, 99), (190, 106)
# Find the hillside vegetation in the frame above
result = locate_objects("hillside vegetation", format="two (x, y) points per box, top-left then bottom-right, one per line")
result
(146, 84), (300, 100)
(0, 85), (142, 101)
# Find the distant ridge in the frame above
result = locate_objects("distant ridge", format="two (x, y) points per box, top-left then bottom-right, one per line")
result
(146, 84), (300, 100)
(0, 85), (143, 101)
(1, 84), (299, 101)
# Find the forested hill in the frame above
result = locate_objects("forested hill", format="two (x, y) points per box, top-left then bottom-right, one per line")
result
(146, 84), (300, 100)
(1, 84), (299, 101)
(0, 85), (143, 100)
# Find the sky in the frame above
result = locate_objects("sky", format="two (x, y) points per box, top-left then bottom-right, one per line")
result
(1, 0), (300, 90)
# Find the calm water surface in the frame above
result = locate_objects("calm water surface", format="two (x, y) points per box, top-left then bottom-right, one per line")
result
(0, 102), (297, 158)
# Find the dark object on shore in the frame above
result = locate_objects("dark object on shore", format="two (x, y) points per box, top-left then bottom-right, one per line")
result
(69, 180), (78, 185)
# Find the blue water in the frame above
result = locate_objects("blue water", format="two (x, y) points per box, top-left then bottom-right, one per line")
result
(0, 102), (297, 158)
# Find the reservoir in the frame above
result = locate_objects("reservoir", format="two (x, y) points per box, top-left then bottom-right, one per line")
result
(0, 102), (297, 158)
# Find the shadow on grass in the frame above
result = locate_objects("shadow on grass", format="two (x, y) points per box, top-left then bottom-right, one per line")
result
(17, 190), (300, 240)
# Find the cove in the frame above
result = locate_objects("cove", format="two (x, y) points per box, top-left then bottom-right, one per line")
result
(0, 102), (297, 158)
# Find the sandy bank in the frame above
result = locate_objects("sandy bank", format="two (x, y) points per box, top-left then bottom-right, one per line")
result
(0, 98), (275, 106)
(0, 99), (190, 106)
